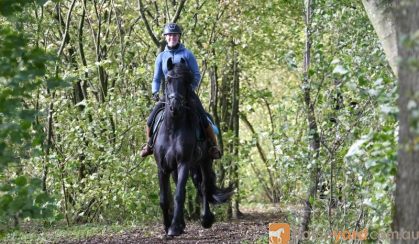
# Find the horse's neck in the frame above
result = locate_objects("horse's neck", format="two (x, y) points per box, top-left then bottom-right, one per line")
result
(163, 111), (191, 134)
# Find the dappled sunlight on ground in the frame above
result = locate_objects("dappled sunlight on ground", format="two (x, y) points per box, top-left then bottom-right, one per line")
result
(59, 204), (286, 243)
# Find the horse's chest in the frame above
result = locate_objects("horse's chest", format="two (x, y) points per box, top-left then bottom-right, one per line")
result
(160, 137), (194, 160)
(168, 141), (193, 158)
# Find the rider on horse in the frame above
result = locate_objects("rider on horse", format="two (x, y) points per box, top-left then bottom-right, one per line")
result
(140, 23), (222, 159)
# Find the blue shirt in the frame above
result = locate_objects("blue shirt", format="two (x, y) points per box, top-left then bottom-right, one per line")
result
(152, 44), (201, 94)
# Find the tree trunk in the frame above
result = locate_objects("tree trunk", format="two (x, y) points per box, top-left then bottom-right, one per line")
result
(298, 0), (322, 241)
(362, 0), (398, 77)
(231, 45), (242, 218)
(393, 1), (419, 242)
(42, 95), (54, 192)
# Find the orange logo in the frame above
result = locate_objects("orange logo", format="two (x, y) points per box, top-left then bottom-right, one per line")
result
(269, 223), (290, 244)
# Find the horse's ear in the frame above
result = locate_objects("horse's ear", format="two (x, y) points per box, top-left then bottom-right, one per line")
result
(167, 58), (174, 71)
(180, 58), (186, 64)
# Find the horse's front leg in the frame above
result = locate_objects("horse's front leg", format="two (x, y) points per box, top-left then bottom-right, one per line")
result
(168, 163), (189, 236)
(158, 170), (171, 234)
(171, 170), (185, 230)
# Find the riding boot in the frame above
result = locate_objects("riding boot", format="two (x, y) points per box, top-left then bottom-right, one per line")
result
(204, 125), (222, 159)
(140, 126), (153, 157)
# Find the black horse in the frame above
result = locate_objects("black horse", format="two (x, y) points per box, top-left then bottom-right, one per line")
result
(153, 58), (233, 236)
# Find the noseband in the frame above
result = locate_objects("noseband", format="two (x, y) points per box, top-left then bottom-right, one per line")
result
(167, 92), (186, 108)
(167, 74), (184, 79)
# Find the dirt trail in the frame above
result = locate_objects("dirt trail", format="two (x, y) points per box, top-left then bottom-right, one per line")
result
(63, 206), (286, 243)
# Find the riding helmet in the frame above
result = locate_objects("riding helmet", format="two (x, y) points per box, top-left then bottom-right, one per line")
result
(163, 23), (182, 35)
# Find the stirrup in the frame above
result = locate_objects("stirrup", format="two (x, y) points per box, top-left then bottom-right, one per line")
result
(140, 144), (153, 157)
(209, 146), (221, 159)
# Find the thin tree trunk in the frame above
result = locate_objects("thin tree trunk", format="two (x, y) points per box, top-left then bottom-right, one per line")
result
(57, 0), (77, 57)
(298, 0), (321, 241)
(240, 114), (276, 202)
(209, 63), (227, 188)
(393, 1), (419, 243)
(231, 45), (242, 218)
(42, 93), (54, 192)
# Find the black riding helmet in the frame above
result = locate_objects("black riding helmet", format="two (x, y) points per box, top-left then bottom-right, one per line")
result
(163, 23), (182, 36)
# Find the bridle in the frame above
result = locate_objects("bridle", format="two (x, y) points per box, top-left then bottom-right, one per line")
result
(166, 92), (186, 108)
(165, 71), (192, 110)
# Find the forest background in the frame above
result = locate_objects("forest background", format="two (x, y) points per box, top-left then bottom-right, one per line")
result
(1, 0), (417, 242)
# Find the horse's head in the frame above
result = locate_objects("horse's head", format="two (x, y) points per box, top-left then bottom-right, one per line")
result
(165, 58), (193, 116)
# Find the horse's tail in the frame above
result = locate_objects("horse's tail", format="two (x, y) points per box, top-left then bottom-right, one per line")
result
(195, 159), (235, 204)
(208, 181), (235, 204)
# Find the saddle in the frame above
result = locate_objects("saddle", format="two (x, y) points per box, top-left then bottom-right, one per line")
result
(149, 108), (219, 147)
(149, 108), (165, 147)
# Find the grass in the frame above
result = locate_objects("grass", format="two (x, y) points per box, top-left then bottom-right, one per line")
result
(1, 222), (139, 244)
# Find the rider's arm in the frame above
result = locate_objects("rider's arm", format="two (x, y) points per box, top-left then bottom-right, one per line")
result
(152, 54), (163, 94)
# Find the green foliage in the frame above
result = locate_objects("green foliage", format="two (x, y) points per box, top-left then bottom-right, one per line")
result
(0, 28), (42, 164)
(0, 0), (32, 17)
(295, 0), (397, 237)
(46, 96), (160, 223)
(234, 0), (396, 239)
(0, 0), (398, 241)
(0, 1), (58, 235)
(0, 176), (56, 225)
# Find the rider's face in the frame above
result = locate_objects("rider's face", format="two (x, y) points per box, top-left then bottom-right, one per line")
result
(165, 33), (180, 47)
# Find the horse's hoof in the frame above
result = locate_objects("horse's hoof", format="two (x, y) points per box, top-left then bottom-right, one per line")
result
(201, 213), (215, 228)
(163, 234), (174, 240)
(201, 219), (213, 229)
(168, 225), (184, 236)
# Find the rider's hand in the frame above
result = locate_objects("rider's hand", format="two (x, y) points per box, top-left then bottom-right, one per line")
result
(152, 92), (160, 102)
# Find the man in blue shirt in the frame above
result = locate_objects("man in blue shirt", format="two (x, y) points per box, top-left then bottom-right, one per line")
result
(140, 23), (221, 159)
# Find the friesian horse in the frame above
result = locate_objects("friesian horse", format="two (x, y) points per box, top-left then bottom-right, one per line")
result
(153, 57), (233, 236)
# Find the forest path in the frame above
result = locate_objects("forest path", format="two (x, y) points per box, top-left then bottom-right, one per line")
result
(63, 205), (287, 243)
